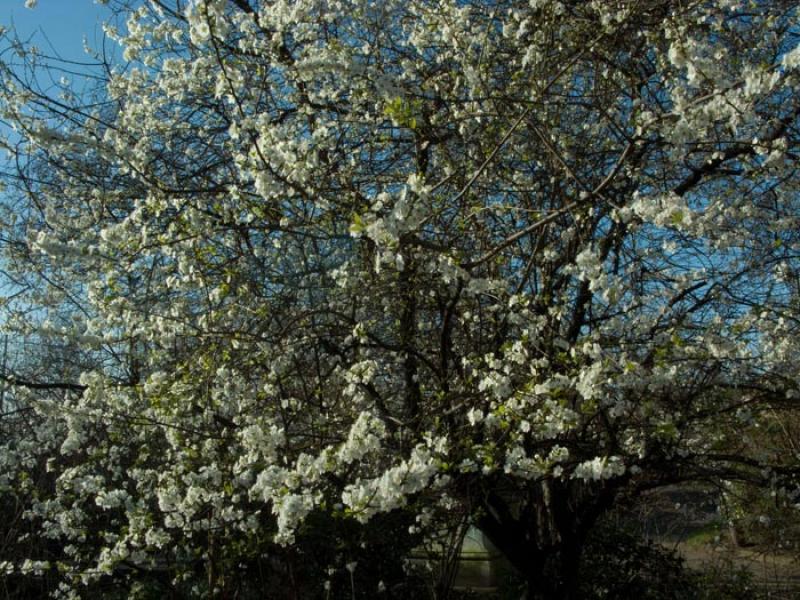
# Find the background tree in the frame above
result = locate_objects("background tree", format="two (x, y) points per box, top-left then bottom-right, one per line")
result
(2, 0), (800, 598)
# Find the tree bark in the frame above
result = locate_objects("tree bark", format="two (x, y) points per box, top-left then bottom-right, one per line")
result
(478, 480), (619, 599)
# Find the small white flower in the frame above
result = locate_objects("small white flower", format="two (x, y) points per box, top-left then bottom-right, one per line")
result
(467, 408), (484, 425)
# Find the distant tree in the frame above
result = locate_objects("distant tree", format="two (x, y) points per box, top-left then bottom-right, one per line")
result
(2, 1), (800, 598)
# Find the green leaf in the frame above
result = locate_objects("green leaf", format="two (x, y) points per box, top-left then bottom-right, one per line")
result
(349, 212), (365, 235)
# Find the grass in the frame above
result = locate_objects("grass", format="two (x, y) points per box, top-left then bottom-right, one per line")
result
(683, 521), (725, 548)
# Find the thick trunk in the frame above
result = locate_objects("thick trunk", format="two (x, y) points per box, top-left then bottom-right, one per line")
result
(524, 544), (581, 600)
(478, 480), (619, 599)
(480, 528), (581, 599)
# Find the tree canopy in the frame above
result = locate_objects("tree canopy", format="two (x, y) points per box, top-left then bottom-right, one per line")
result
(2, 0), (800, 598)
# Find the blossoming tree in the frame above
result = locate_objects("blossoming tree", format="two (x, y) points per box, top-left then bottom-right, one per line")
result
(2, 0), (800, 598)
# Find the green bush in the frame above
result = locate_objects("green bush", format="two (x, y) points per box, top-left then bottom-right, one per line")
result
(579, 525), (697, 600)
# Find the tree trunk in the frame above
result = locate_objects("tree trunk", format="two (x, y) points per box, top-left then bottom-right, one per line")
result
(478, 480), (619, 599)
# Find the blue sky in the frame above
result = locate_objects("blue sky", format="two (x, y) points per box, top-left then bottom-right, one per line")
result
(1, 1), (113, 63)
(0, 2), (117, 195)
